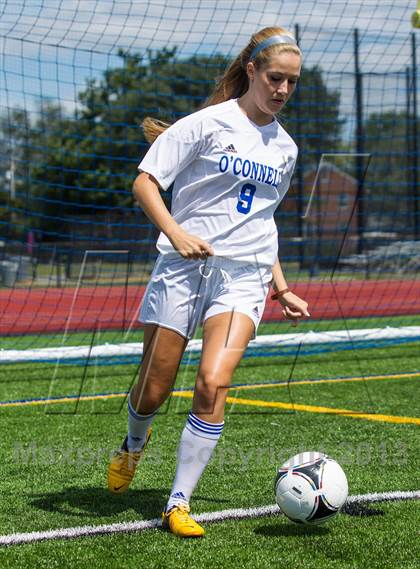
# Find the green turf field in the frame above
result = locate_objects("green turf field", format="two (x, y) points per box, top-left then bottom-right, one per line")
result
(0, 336), (419, 568)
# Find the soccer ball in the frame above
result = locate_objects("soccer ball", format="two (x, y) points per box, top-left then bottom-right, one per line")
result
(274, 451), (348, 524)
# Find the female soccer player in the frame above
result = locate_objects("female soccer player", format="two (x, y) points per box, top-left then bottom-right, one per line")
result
(108, 26), (310, 538)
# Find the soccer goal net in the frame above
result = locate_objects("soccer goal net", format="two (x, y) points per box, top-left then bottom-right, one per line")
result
(0, 1), (419, 378)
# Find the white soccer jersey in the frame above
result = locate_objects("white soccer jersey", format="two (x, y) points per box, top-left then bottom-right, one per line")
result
(138, 98), (298, 267)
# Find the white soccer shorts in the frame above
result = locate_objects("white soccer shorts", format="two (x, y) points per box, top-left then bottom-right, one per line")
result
(139, 254), (272, 339)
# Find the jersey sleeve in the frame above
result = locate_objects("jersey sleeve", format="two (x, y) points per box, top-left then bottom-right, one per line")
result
(138, 114), (204, 190)
(278, 145), (298, 194)
(284, 151), (298, 185)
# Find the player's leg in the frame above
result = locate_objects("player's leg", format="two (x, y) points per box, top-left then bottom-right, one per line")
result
(131, 323), (189, 413)
(162, 311), (255, 537)
(108, 324), (187, 493)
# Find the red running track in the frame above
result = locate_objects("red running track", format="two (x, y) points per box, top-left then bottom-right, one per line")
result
(0, 279), (419, 335)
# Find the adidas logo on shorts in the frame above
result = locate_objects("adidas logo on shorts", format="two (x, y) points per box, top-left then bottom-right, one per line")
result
(223, 143), (237, 153)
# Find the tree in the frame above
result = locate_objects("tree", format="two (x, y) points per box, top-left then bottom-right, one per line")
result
(2, 50), (344, 237)
(74, 48), (230, 206)
(0, 109), (32, 239)
(363, 111), (419, 234)
(283, 65), (344, 166)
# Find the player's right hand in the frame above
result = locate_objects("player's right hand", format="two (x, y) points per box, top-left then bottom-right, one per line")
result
(168, 226), (214, 260)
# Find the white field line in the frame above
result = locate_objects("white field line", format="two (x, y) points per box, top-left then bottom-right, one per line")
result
(1, 326), (420, 363)
(0, 490), (418, 547)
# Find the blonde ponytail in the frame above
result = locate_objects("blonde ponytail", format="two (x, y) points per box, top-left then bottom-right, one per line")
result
(142, 26), (300, 142)
(142, 116), (171, 144)
(204, 55), (249, 106)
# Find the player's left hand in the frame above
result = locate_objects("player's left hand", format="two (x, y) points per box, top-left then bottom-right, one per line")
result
(275, 291), (310, 325)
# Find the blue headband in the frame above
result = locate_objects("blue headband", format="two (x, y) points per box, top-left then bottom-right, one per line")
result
(249, 34), (297, 60)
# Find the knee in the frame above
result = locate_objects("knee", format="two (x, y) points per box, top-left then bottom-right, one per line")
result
(195, 368), (230, 407)
(136, 390), (166, 412)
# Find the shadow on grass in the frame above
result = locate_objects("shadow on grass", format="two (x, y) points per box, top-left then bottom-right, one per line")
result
(255, 522), (330, 537)
(29, 487), (168, 519)
(255, 502), (385, 537)
(29, 487), (230, 520)
(342, 503), (385, 517)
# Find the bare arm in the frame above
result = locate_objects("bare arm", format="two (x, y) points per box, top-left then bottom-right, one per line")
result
(133, 172), (214, 260)
(272, 258), (310, 323)
(272, 258), (289, 294)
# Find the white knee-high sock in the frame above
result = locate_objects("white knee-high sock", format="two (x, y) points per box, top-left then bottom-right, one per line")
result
(127, 396), (156, 452)
(166, 411), (224, 512)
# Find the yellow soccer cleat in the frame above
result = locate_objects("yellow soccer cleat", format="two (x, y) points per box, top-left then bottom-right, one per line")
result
(107, 429), (152, 494)
(161, 505), (205, 538)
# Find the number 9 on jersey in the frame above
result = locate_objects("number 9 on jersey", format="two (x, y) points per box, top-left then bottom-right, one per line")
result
(237, 183), (256, 214)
